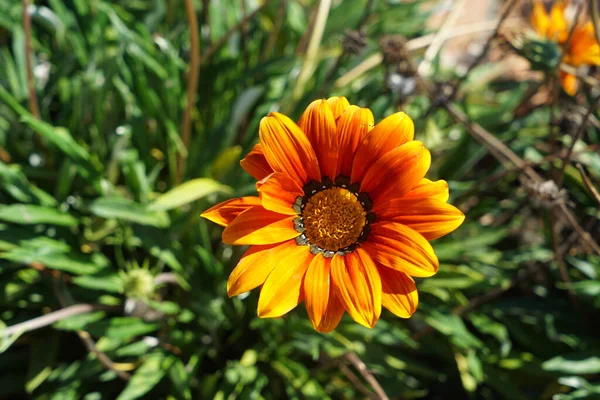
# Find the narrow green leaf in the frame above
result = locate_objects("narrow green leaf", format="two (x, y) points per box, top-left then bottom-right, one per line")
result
(148, 178), (232, 211)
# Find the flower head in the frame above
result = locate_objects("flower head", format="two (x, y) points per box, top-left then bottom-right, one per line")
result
(202, 98), (464, 332)
(530, 0), (600, 95)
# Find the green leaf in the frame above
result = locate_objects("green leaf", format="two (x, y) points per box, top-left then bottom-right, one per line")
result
(116, 353), (174, 400)
(89, 197), (170, 227)
(148, 178), (232, 211)
(0, 204), (78, 226)
(86, 317), (159, 341)
(543, 353), (600, 374)
(169, 358), (192, 400)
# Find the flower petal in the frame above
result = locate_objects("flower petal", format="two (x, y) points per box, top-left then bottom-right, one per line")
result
(362, 221), (439, 277)
(374, 198), (465, 240)
(404, 178), (449, 203)
(360, 141), (431, 203)
(379, 266), (418, 318)
(227, 241), (295, 297)
(304, 255), (331, 329)
(222, 206), (298, 245)
(316, 286), (345, 333)
(257, 172), (304, 215)
(298, 99), (338, 178)
(351, 112), (415, 183)
(257, 245), (313, 318)
(240, 144), (272, 181)
(548, 1), (568, 43)
(327, 96), (351, 119)
(331, 249), (382, 328)
(336, 106), (374, 177)
(201, 196), (262, 227)
(259, 112), (321, 185)
(531, 0), (549, 38)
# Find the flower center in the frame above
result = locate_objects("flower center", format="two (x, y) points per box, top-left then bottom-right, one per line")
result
(303, 187), (366, 251)
(293, 177), (375, 257)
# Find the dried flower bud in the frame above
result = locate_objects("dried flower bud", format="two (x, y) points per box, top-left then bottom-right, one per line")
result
(342, 29), (367, 55)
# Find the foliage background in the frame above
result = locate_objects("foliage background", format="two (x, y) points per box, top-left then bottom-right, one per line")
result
(1, 0), (600, 399)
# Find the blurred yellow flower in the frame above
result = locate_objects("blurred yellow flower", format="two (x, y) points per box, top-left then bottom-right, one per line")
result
(531, 0), (600, 95)
(202, 98), (464, 332)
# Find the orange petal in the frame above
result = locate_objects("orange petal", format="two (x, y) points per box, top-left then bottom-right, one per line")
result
(257, 245), (313, 318)
(304, 255), (331, 329)
(360, 141), (431, 203)
(336, 106), (375, 177)
(548, 0), (568, 43)
(560, 71), (578, 96)
(531, 0), (549, 38)
(379, 266), (418, 318)
(404, 178), (450, 203)
(240, 144), (272, 181)
(351, 112), (415, 183)
(222, 206), (298, 245)
(362, 221), (439, 278)
(327, 96), (351, 119)
(201, 196), (262, 227)
(298, 99), (338, 179)
(257, 172), (303, 215)
(331, 249), (381, 328)
(373, 198), (465, 240)
(316, 285), (345, 333)
(227, 241), (295, 297)
(259, 112), (321, 185)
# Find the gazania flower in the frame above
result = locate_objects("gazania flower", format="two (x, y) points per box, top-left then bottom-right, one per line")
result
(530, 0), (600, 95)
(202, 98), (464, 332)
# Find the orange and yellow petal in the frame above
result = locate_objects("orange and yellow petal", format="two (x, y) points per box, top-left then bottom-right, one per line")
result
(240, 144), (272, 181)
(331, 249), (382, 328)
(566, 22), (600, 66)
(304, 255), (331, 329)
(374, 198), (465, 240)
(201, 196), (262, 227)
(315, 287), (345, 333)
(560, 71), (578, 96)
(531, 0), (550, 38)
(404, 178), (450, 203)
(227, 241), (295, 297)
(351, 112), (415, 183)
(360, 141), (431, 203)
(336, 105), (374, 177)
(257, 245), (313, 318)
(548, 1), (568, 43)
(327, 96), (351, 119)
(362, 221), (439, 278)
(257, 172), (304, 215)
(379, 266), (418, 318)
(259, 112), (321, 184)
(222, 206), (298, 245)
(298, 99), (339, 178)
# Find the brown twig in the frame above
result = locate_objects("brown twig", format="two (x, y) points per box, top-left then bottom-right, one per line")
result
(557, 93), (600, 187)
(577, 163), (600, 206)
(22, 0), (40, 119)
(178, 0), (201, 184)
(345, 352), (390, 400)
(339, 363), (378, 399)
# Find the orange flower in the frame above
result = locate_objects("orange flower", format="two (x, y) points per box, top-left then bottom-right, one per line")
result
(530, 0), (600, 95)
(202, 98), (464, 332)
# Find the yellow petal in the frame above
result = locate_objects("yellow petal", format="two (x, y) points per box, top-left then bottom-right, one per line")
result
(331, 249), (381, 328)
(257, 245), (313, 318)
(326, 96), (351, 119)
(336, 106), (374, 177)
(379, 266), (418, 318)
(531, 0), (550, 38)
(257, 172), (303, 215)
(560, 71), (578, 96)
(298, 99), (338, 179)
(362, 221), (439, 277)
(360, 141), (431, 203)
(259, 113), (321, 185)
(222, 206), (298, 245)
(315, 286), (345, 333)
(374, 197), (465, 240)
(201, 196), (262, 227)
(304, 255), (331, 329)
(227, 241), (295, 297)
(404, 178), (450, 203)
(351, 112), (415, 183)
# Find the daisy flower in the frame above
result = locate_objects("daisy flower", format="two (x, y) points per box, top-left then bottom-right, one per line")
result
(202, 97), (464, 332)
(531, 0), (600, 95)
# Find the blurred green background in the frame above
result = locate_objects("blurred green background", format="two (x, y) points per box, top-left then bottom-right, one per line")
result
(1, 0), (600, 399)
